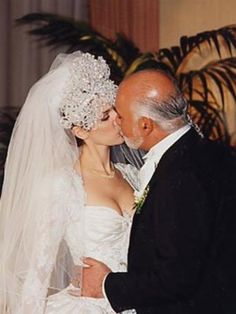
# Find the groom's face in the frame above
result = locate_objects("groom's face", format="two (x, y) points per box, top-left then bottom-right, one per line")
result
(115, 87), (144, 149)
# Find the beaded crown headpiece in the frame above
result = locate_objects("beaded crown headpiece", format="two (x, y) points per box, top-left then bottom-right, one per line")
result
(59, 52), (117, 130)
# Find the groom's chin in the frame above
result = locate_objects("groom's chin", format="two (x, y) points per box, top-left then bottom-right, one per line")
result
(124, 136), (143, 150)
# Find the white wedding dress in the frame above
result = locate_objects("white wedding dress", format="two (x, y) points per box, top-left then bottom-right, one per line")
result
(45, 205), (133, 314)
(16, 164), (138, 314)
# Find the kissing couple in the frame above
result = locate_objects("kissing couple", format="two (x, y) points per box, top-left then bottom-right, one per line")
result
(1, 51), (235, 314)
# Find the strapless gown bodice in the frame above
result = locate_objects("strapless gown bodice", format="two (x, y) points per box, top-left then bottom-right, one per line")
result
(46, 204), (135, 314)
(65, 205), (132, 272)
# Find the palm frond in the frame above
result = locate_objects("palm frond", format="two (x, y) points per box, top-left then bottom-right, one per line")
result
(123, 25), (236, 78)
(180, 57), (236, 108)
(17, 13), (141, 83)
(125, 52), (174, 76)
(189, 99), (229, 142)
(113, 33), (140, 68)
(17, 13), (101, 47)
(158, 47), (183, 73)
(157, 25), (236, 74)
(17, 14), (236, 144)
(180, 58), (236, 144)
(186, 25), (236, 56)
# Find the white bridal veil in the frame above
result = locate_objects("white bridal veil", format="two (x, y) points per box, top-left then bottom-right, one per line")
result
(0, 52), (85, 312)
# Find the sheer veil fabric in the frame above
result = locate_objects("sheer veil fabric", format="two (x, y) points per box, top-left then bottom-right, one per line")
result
(0, 52), (86, 312)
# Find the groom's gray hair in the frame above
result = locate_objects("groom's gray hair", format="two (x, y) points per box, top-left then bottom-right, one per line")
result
(133, 71), (189, 132)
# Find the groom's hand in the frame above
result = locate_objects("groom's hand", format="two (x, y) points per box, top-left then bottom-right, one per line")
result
(81, 257), (111, 298)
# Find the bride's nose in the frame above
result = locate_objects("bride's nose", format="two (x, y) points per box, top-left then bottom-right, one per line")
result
(111, 109), (119, 125)
(115, 114), (121, 126)
(112, 111), (121, 127)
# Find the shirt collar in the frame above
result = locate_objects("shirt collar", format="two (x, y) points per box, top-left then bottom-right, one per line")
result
(142, 125), (191, 163)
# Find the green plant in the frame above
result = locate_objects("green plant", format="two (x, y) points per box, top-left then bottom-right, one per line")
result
(1, 14), (235, 192)
(17, 13), (140, 84)
(17, 13), (236, 144)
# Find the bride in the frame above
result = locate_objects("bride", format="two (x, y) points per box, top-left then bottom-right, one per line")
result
(0, 52), (139, 313)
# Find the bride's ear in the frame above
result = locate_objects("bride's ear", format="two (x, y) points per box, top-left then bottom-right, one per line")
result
(71, 126), (89, 140)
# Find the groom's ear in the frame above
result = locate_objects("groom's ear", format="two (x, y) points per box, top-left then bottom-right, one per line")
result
(138, 117), (154, 136)
(71, 126), (89, 140)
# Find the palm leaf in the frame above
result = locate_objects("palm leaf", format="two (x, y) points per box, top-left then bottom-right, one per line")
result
(189, 25), (236, 56)
(185, 25), (236, 58)
(17, 14), (236, 144)
(17, 13), (141, 83)
(158, 47), (182, 73)
(189, 99), (229, 142)
(155, 25), (236, 76)
(17, 13), (102, 46)
(113, 33), (140, 68)
(181, 58), (236, 108)
(125, 52), (174, 77)
(127, 25), (236, 81)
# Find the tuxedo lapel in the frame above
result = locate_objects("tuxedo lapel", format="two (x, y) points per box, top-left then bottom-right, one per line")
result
(148, 128), (200, 189)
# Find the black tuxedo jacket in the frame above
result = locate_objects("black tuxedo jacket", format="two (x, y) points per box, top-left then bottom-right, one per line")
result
(105, 129), (236, 314)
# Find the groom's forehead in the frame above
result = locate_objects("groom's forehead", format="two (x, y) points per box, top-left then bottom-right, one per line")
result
(117, 80), (152, 104)
(119, 70), (176, 99)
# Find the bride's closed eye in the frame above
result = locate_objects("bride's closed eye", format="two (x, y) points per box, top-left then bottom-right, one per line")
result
(101, 114), (110, 121)
(101, 109), (111, 121)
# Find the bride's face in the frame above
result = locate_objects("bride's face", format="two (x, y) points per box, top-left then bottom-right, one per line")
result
(87, 105), (124, 146)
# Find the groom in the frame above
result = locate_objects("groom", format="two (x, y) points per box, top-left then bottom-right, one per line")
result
(81, 69), (236, 313)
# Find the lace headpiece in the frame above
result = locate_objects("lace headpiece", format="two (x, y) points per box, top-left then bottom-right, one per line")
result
(59, 52), (117, 130)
